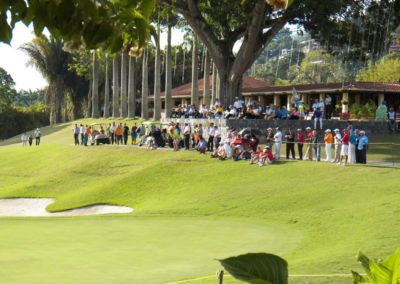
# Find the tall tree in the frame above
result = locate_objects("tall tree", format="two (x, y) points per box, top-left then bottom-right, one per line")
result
(104, 54), (110, 118)
(20, 35), (69, 124)
(164, 18), (173, 117)
(357, 54), (400, 83)
(141, 49), (149, 119)
(190, 34), (199, 107)
(160, 0), (377, 107)
(203, 49), (210, 107)
(120, 53), (128, 117)
(112, 55), (120, 117)
(127, 55), (137, 118)
(92, 51), (100, 118)
(0, 67), (17, 109)
(153, 22), (162, 120)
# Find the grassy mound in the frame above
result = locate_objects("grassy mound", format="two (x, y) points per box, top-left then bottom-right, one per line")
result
(0, 119), (399, 283)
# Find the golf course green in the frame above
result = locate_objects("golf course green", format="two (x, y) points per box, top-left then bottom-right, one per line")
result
(0, 119), (399, 284)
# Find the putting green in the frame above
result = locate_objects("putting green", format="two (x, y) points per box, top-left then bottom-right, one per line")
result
(0, 216), (300, 284)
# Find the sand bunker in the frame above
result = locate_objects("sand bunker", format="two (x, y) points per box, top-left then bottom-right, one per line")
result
(0, 198), (133, 217)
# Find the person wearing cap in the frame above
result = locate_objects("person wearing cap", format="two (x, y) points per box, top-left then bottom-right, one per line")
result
(304, 127), (313, 160)
(324, 129), (333, 162)
(273, 127), (282, 159)
(296, 128), (305, 160)
(357, 130), (368, 164)
(250, 146), (263, 165)
(333, 129), (342, 163)
(339, 129), (349, 166)
(284, 127), (296, 160)
(258, 146), (274, 166)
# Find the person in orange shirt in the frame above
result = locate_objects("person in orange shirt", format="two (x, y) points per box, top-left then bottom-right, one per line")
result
(114, 124), (123, 145)
(324, 129), (333, 162)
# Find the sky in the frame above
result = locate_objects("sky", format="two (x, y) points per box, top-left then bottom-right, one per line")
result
(0, 23), (185, 92)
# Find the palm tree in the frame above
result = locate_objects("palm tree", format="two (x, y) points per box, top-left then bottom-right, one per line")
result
(92, 51), (100, 118)
(127, 55), (136, 118)
(203, 49), (211, 107)
(20, 35), (69, 124)
(104, 54), (110, 118)
(120, 52), (128, 117)
(112, 55), (120, 117)
(164, 17), (173, 118)
(191, 34), (199, 107)
(141, 48), (149, 119)
(153, 21), (161, 120)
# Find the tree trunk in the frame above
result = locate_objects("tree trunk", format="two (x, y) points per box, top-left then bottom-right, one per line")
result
(203, 49), (210, 107)
(86, 80), (92, 118)
(54, 76), (63, 124)
(104, 54), (110, 118)
(211, 63), (216, 106)
(92, 51), (100, 118)
(153, 22), (161, 120)
(112, 55), (120, 117)
(191, 34), (199, 107)
(141, 49), (149, 120)
(128, 56), (136, 118)
(120, 52), (128, 117)
(165, 20), (173, 118)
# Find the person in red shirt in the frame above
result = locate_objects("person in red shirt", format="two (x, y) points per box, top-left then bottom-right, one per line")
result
(296, 128), (305, 160)
(250, 146), (263, 165)
(339, 129), (349, 166)
(259, 146), (274, 167)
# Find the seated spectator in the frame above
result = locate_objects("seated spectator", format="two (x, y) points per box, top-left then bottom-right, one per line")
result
(264, 106), (274, 120)
(225, 105), (238, 119)
(223, 141), (232, 159)
(258, 146), (274, 166)
(281, 105), (288, 120)
(289, 107), (300, 120)
(196, 136), (207, 154)
(250, 146), (263, 165)
(275, 106), (282, 120)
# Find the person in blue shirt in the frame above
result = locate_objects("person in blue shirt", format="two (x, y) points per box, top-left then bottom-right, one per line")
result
(348, 130), (357, 164)
(314, 107), (323, 129)
(357, 130), (368, 164)
(280, 106), (288, 120)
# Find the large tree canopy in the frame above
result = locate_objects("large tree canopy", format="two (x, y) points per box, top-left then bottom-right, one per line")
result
(159, 0), (369, 106)
(0, 67), (17, 109)
(0, 0), (155, 52)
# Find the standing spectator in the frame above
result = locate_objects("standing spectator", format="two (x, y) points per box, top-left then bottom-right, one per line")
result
(183, 123), (191, 150)
(339, 129), (349, 166)
(73, 124), (80, 145)
(197, 124), (204, 138)
(314, 107), (323, 129)
(34, 128), (41, 145)
(28, 134), (33, 146)
(21, 132), (28, 147)
(115, 124), (123, 145)
(296, 128), (305, 160)
(298, 101), (305, 120)
(79, 124), (85, 145)
(358, 130), (368, 164)
(324, 129), (333, 162)
(312, 98), (320, 112)
(84, 125), (91, 146)
(138, 123), (146, 145)
(131, 124), (138, 145)
(214, 126), (222, 149)
(348, 129), (357, 164)
(325, 95), (333, 119)
(265, 128), (274, 149)
(333, 128), (342, 163)
(311, 130), (321, 161)
(207, 123), (215, 152)
(280, 106), (288, 120)
(304, 127), (313, 160)
(273, 127), (282, 160)
(388, 107), (396, 133)
(123, 123), (129, 145)
(109, 122), (116, 144)
(285, 127), (295, 159)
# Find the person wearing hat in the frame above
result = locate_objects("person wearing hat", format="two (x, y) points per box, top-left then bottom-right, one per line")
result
(357, 130), (368, 164)
(304, 126), (313, 160)
(324, 129), (333, 162)
(258, 146), (274, 166)
(284, 127), (296, 160)
(296, 128), (305, 160)
(339, 129), (350, 166)
(311, 130), (321, 161)
(333, 128), (342, 163)
(273, 127), (282, 159)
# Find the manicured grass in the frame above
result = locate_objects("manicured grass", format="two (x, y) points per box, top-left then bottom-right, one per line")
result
(0, 119), (399, 283)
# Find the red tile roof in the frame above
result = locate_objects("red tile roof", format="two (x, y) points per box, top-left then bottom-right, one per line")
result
(159, 76), (272, 97)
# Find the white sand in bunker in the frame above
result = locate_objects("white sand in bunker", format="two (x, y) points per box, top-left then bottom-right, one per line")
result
(0, 198), (133, 217)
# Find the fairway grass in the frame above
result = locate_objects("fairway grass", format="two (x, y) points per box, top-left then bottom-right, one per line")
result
(0, 119), (399, 283)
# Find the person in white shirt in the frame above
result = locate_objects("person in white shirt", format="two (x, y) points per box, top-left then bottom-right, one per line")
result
(79, 124), (85, 145)
(183, 123), (191, 150)
(333, 129), (342, 163)
(21, 133), (28, 146)
(388, 107), (396, 132)
(225, 105), (237, 119)
(312, 98), (320, 112)
(34, 128), (41, 145)
(214, 126), (221, 149)
(233, 97), (244, 110)
(325, 95), (333, 119)
(223, 141), (232, 159)
(273, 127), (282, 159)
(109, 122), (116, 144)
(207, 123), (215, 151)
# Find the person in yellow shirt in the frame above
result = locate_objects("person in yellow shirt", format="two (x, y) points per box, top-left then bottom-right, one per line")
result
(324, 129), (333, 162)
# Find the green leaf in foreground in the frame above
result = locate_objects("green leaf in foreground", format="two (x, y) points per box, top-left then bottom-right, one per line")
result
(218, 252), (288, 284)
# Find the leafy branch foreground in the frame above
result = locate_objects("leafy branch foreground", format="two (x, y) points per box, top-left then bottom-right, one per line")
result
(217, 250), (400, 284)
